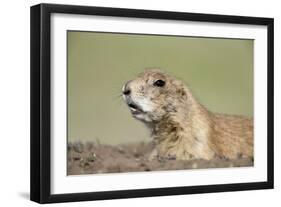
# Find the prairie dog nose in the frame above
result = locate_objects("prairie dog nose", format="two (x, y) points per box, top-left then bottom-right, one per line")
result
(122, 81), (131, 95)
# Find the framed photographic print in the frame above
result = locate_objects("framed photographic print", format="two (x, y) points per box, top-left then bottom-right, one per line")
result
(30, 3), (274, 203)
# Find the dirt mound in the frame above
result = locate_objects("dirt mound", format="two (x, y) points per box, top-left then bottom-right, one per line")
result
(67, 142), (253, 175)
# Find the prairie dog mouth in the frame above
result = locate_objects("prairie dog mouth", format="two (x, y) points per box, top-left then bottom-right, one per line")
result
(127, 102), (144, 114)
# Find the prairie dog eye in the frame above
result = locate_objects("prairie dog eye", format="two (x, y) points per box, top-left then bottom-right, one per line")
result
(153, 79), (165, 87)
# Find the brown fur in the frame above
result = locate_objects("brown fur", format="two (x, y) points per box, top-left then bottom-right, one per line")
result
(122, 69), (253, 160)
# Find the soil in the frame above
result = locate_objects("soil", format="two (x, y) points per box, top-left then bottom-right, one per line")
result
(67, 142), (253, 175)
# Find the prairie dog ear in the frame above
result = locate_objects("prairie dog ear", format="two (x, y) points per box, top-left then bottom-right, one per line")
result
(176, 88), (187, 98)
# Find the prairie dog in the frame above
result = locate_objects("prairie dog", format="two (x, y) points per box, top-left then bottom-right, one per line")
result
(122, 69), (253, 160)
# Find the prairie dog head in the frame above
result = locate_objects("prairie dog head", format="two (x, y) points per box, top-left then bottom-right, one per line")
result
(122, 69), (191, 123)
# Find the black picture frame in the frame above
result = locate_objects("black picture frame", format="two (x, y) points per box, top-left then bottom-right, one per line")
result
(30, 3), (274, 204)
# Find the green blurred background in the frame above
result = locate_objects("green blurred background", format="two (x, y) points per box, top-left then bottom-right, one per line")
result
(67, 31), (253, 145)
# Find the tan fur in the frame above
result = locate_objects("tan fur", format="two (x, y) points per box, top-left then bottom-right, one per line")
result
(122, 69), (253, 160)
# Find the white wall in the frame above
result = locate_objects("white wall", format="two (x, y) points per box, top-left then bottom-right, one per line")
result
(0, 0), (279, 206)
